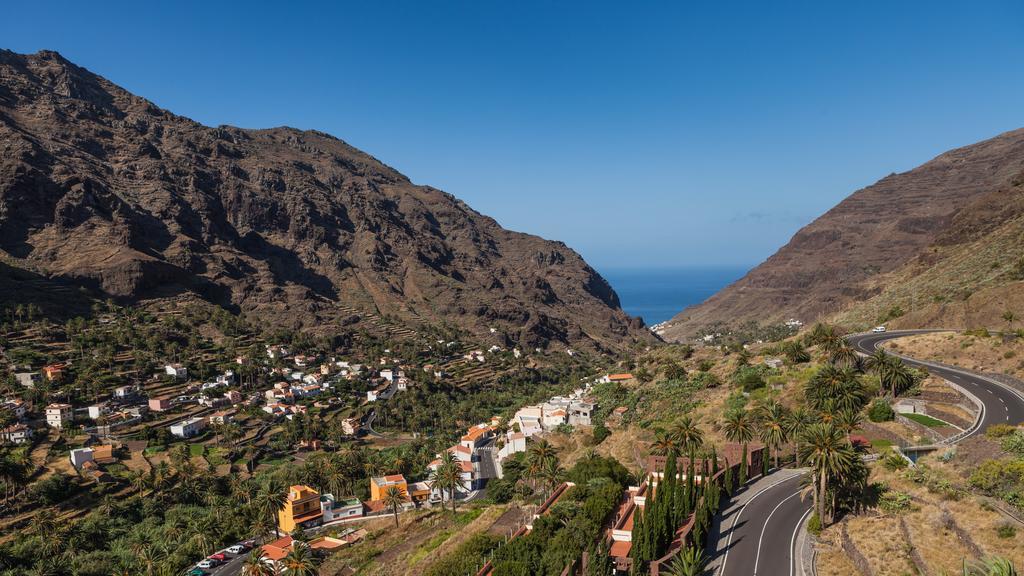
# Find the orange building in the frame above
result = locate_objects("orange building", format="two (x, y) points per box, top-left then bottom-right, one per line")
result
(278, 485), (323, 533)
(370, 474), (408, 501)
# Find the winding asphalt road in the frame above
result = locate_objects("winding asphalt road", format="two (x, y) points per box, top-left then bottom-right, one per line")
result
(712, 329), (1024, 575)
(711, 470), (811, 576)
(848, 330), (1024, 432)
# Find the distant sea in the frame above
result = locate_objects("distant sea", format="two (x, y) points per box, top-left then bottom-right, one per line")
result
(600, 266), (750, 326)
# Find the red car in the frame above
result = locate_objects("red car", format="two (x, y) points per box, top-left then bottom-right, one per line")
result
(208, 553), (226, 562)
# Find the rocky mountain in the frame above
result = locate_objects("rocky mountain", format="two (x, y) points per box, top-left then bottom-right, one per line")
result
(661, 127), (1024, 341)
(0, 50), (652, 352)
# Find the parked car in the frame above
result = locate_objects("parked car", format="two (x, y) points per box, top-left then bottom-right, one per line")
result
(872, 325), (887, 333)
(242, 539), (258, 548)
(227, 544), (247, 554)
(188, 570), (207, 576)
(209, 553), (227, 561)
(197, 559), (217, 569)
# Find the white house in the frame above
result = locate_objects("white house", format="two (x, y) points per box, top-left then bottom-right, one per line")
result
(2, 398), (27, 421)
(568, 401), (595, 427)
(460, 424), (494, 451)
(379, 369), (394, 382)
(497, 431), (527, 462)
(46, 403), (73, 428)
(15, 372), (41, 389)
(87, 404), (108, 420)
(113, 385), (137, 399)
(542, 408), (568, 428)
(321, 494), (363, 522)
(69, 447), (95, 469)
(170, 417), (206, 438)
(164, 364), (188, 380)
(1, 424), (33, 445)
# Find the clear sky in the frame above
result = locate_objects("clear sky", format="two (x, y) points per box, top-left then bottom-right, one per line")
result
(4, 1), (1023, 270)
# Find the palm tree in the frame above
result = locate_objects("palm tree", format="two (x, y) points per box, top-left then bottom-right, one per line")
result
(799, 422), (854, 526)
(833, 408), (863, 437)
(829, 344), (861, 370)
(241, 550), (273, 576)
(281, 540), (319, 575)
(724, 410), (755, 482)
(756, 401), (789, 470)
(723, 410), (755, 445)
(257, 483), (287, 539)
(430, 450), (464, 513)
(1002, 310), (1016, 331)
(382, 485), (408, 527)
(649, 430), (678, 456)
(539, 456), (564, 493)
(787, 407), (816, 465)
(669, 416), (704, 455)
(963, 556), (1018, 576)
(526, 439), (557, 489)
(665, 545), (709, 576)
(866, 349), (914, 397)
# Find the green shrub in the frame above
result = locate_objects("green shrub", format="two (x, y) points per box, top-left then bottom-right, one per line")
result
(423, 534), (501, 576)
(732, 365), (766, 392)
(986, 424), (1018, 439)
(878, 490), (912, 513)
(868, 399), (895, 422)
(1000, 430), (1024, 457)
(806, 512), (822, 535)
(996, 523), (1016, 539)
(691, 371), (720, 389)
(969, 459), (1024, 495)
(592, 423), (610, 445)
(883, 450), (909, 471)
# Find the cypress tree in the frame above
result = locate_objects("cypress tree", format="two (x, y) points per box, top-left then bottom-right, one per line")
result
(739, 444), (748, 486)
(723, 462), (734, 496)
(632, 505), (647, 567)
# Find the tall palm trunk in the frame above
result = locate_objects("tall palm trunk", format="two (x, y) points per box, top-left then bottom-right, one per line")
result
(818, 469), (827, 525)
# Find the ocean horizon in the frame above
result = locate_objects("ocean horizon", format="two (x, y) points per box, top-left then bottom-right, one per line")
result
(600, 266), (750, 326)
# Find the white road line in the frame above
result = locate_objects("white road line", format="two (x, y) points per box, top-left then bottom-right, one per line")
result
(791, 506), (814, 576)
(753, 490), (804, 574)
(718, 472), (803, 576)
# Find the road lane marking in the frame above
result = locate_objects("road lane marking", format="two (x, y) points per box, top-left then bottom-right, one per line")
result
(791, 506), (814, 576)
(719, 472), (805, 576)
(753, 490), (804, 574)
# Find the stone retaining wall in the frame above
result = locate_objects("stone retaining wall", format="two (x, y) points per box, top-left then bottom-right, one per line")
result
(840, 522), (873, 576)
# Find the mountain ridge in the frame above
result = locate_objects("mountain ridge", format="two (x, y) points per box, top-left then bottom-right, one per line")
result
(0, 49), (652, 352)
(661, 126), (1024, 340)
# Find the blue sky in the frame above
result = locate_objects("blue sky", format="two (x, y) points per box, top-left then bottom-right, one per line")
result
(4, 1), (1023, 270)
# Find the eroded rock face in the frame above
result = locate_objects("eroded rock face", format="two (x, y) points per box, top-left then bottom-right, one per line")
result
(661, 127), (1024, 340)
(0, 50), (653, 352)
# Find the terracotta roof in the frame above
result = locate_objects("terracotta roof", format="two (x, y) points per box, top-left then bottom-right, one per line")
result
(610, 539), (632, 558)
(607, 373), (634, 380)
(460, 425), (493, 442)
(261, 535), (294, 561)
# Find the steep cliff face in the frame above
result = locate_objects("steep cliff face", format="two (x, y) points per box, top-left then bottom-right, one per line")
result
(0, 50), (651, 352)
(661, 127), (1024, 341)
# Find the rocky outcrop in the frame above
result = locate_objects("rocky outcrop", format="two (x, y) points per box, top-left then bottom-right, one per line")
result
(0, 50), (653, 352)
(662, 127), (1024, 340)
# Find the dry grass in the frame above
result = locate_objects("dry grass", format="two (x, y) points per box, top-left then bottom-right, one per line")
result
(843, 514), (916, 575)
(814, 547), (862, 576)
(902, 505), (972, 573)
(887, 332), (1024, 379)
